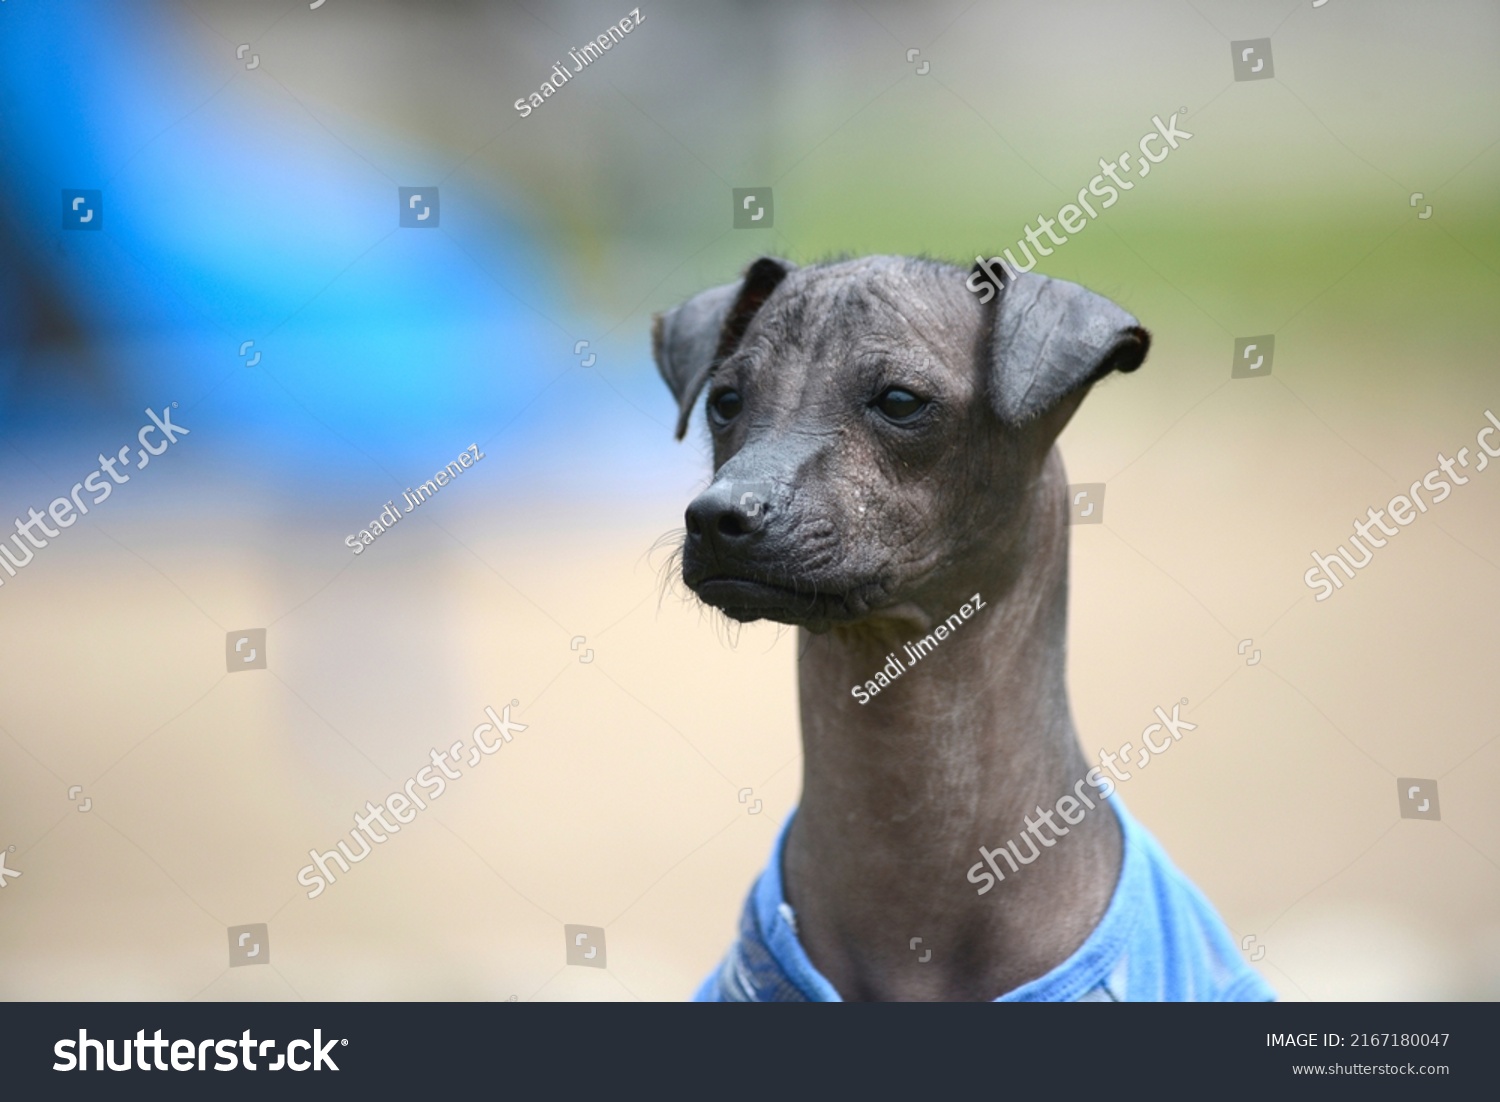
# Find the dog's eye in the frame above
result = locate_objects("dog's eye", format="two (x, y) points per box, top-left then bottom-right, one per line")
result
(708, 389), (743, 426)
(875, 387), (927, 422)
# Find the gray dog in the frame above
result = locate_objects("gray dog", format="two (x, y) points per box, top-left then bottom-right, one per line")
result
(653, 255), (1272, 1002)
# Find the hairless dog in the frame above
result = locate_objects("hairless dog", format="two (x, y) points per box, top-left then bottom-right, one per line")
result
(653, 255), (1272, 1002)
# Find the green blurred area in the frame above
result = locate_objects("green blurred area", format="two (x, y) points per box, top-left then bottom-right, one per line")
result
(457, 0), (1500, 363)
(236, 0), (1494, 342)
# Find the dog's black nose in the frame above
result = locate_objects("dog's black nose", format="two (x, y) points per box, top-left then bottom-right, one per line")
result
(686, 481), (770, 549)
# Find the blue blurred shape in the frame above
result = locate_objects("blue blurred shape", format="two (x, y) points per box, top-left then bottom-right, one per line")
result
(0, 0), (570, 474)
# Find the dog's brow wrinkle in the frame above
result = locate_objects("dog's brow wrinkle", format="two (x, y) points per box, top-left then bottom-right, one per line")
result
(864, 281), (950, 361)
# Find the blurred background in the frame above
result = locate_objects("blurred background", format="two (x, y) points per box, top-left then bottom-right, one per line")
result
(1, 0), (1497, 1001)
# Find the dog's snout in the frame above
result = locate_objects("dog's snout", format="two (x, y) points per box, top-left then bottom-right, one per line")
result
(686, 482), (769, 550)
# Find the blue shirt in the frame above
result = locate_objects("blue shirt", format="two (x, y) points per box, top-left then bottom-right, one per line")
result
(694, 801), (1275, 1002)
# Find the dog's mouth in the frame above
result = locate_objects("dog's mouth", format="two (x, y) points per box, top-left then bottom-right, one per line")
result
(693, 574), (807, 611)
(685, 570), (882, 629)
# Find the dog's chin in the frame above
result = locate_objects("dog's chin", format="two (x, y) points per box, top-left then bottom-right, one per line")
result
(686, 574), (880, 632)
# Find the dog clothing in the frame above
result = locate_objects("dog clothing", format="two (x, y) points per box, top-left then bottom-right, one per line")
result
(694, 800), (1275, 1002)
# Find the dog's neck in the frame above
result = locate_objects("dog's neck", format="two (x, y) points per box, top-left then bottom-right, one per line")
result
(782, 449), (1121, 1001)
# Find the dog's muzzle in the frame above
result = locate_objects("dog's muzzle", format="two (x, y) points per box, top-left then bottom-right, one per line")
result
(681, 479), (875, 628)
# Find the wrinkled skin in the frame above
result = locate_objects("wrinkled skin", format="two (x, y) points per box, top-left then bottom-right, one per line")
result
(682, 257), (1044, 634)
(655, 255), (1149, 1001)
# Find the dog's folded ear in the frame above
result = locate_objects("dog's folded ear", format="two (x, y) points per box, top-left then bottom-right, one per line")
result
(985, 271), (1150, 427)
(652, 257), (795, 440)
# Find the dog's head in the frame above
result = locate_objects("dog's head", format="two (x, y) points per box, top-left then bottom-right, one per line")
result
(652, 255), (1148, 630)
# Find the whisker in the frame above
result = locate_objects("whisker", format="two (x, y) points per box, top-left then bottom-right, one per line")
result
(647, 527), (690, 615)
